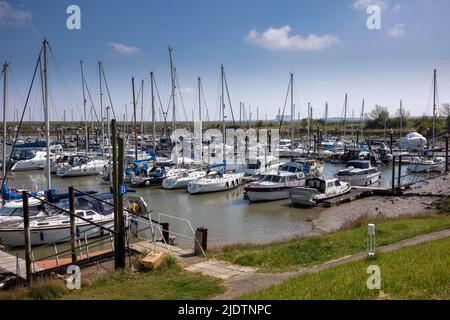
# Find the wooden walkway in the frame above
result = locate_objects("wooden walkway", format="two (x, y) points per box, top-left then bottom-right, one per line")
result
(0, 250), (43, 279)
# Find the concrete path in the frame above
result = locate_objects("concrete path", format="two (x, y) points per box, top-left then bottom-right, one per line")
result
(213, 229), (450, 300)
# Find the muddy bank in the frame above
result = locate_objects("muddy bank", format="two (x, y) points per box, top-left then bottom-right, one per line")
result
(312, 174), (449, 234)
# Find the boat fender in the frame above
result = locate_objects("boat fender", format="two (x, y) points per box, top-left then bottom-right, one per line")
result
(39, 231), (44, 241)
(76, 226), (80, 238)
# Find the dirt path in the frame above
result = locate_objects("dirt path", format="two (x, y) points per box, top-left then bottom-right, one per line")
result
(212, 229), (450, 300)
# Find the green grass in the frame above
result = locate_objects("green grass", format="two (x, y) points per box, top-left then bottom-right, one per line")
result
(210, 216), (450, 273)
(63, 258), (224, 300)
(240, 237), (450, 300)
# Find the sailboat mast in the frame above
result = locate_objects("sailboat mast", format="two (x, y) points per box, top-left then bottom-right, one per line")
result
(221, 64), (226, 148)
(169, 47), (176, 137)
(343, 93), (348, 141)
(43, 40), (51, 190)
(360, 99), (365, 140)
(80, 60), (88, 151)
(198, 77), (202, 122)
(99, 61), (105, 157)
(324, 102), (328, 140)
(132, 77), (138, 160)
(140, 79), (144, 149)
(290, 73), (294, 149)
(399, 100), (403, 140)
(432, 69), (437, 142)
(2, 62), (8, 178)
(150, 72), (156, 151)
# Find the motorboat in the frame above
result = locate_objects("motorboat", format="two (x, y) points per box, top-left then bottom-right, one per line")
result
(0, 196), (47, 225)
(279, 159), (324, 177)
(400, 132), (427, 151)
(336, 160), (381, 186)
(0, 193), (116, 247)
(187, 170), (245, 194)
(289, 177), (351, 207)
(244, 171), (306, 202)
(56, 155), (108, 177)
(407, 156), (445, 173)
(10, 149), (47, 171)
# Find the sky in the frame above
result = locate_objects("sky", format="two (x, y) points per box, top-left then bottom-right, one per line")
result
(0, 0), (450, 122)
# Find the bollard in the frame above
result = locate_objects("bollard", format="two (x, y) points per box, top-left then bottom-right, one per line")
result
(194, 227), (208, 256)
(161, 222), (170, 244)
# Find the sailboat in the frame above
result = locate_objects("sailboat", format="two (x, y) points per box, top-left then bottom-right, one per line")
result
(407, 70), (445, 173)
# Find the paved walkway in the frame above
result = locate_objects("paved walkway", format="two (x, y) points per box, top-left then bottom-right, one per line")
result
(213, 229), (450, 300)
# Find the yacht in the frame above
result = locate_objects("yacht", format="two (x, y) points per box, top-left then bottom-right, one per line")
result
(336, 160), (381, 186)
(244, 171), (306, 202)
(408, 156), (445, 173)
(56, 155), (108, 177)
(187, 170), (244, 194)
(162, 169), (207, 190)
(289, 177), (351, 207)
(10, 149), (47, 171)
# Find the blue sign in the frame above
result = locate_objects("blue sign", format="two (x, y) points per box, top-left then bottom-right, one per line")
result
(119, 184), (128, 196)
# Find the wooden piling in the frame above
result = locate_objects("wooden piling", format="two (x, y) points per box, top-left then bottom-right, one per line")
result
(391, 155), (396, 190)
(397, 155), (402, 188)
(69, 186), (77, 263)
(446, 134), (449, 173)
(22, 191), (32, 285)
(116, 136), (126, 268)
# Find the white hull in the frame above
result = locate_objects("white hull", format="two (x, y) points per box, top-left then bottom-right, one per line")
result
(246, 189), (290, 202)
(289, 183), (351, 207)
(338, 171), (381, 186)
(0, 219), (114, 247)
(11, 159), (45, 171)
(408, 158), (445, 173)
(57, 160), (107, 177)
(162, 171), (207, 190)
(187, 173), (244, 194)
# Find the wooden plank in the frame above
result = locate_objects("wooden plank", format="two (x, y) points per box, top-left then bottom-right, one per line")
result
(0, 250), (43, 279)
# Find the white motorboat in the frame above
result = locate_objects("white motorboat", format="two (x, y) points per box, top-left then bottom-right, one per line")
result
(244, 171), (306, 202)
(407, 156), (445, 173)
(289, 177), (351, 207)
(11, 150), (47, 171)
(400, 132), (427, 151)
(0, 196), (47, 225)
(241, 155), (284, 176)
(162, 169), (207, 190)
(56, 155), (108, 177)
(0, 193), (116, 247)
(336, 160), (381, 186)
(187, 171), (245, 194)
(279, 159), (324, 176)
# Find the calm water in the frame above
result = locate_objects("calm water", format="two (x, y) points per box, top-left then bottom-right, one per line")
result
(4, 160), (408, 248)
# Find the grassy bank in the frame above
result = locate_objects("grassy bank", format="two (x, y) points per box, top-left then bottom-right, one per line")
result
(210, 215), (450, 273)
(240, 237), (450, 300)
(0, 257), (224, 300)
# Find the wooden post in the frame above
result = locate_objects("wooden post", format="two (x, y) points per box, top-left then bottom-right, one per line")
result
(69, 186), (77, 263)
(161, 222), (170, 244)
(116, 137), (126, 268)
(22, 191), (32, 285)
(390, 129), (393, 153)
(397, 155), (402, 189)
(391, 155), (396, 190)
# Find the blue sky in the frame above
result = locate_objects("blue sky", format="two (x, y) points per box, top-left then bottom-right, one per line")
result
(1, 0), (450, 122)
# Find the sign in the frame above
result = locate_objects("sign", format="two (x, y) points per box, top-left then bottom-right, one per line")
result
(119, 184), (128, 196)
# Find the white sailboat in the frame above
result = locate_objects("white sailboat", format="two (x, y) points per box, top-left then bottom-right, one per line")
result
(187, 170), (244, 194)
(56, 154), (108, 177)
(162, 169), (207, 189)
(336, 160), (381, 186)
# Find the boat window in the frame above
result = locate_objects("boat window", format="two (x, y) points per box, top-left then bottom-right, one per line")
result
(75, 198), (96, 211)
(0, 207), (17, 216)
(85, 210), (96, 216)
(335, 180), (341, 187)
(320, 181), (326, 193)
(327, 182), (334, 188)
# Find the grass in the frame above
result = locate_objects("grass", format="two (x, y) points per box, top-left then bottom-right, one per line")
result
(434, 198), (450, 214)
(210, 215), (450, 273)
(0, 256), (224, 300)
(239, 237), (450, 300)
(62, 256), (224, 300)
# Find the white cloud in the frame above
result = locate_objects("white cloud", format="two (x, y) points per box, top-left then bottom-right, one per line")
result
(108, 42), (143, 56)
(353, 0), (388, 11)
(245, 26), (339, 51)
(0, 1), (32, 27)
(387, 23), (406, 38)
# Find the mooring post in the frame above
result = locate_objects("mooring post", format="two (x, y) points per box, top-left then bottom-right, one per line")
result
(69, 186), (77, 263)
(391, 155), (396, 190)
(397, 155), (402, 189)
(22, 191), (32, 285)
(116, 136), (126, 268)
(390, 129), (393, 154)
(446, 134), (449, 173)
(161, 222), (170, 244)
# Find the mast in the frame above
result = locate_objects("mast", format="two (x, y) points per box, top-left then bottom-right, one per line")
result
(80, 60), (88, 151)
(43, 40), (51, 190)
(169, 47), (176, 137)
(307, 102), (311, 149)
(99, 61), (105, 157)
(324, 102), (328, 140)
(198, 77), (202, 122)
(140, 79), (144, 150)
(2, 62), (8, 178)
(399, 99), (403, 140)
(132, 77), (138, 160)
(432, 69), (437, 143)
(106, 106), (111, 155)
(290, 73), (294, 149)
(343, 93), (348, 141)
(150, 72), (156, 151)
(221, 64), (226, 161)
(360, 99), (365, 140)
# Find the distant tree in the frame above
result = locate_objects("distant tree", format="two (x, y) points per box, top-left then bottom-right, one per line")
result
(365, 105), (389, 129)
